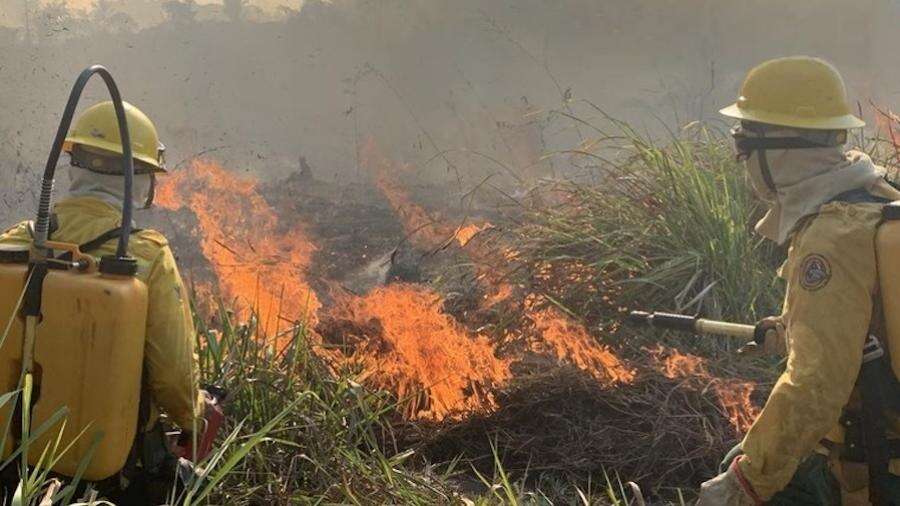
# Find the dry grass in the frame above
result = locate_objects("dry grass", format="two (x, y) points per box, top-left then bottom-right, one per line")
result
(407, 360), (766, 502)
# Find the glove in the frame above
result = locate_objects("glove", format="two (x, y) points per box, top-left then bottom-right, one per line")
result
(738, 316), (786, 357)
(696, 456), (763, 506)
(174, 389), (226, 462)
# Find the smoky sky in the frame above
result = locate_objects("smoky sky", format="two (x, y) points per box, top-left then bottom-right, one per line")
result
(1, 0), (897, 223)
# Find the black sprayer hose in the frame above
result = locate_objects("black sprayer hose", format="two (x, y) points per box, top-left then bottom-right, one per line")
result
(34, 65), (134, 260)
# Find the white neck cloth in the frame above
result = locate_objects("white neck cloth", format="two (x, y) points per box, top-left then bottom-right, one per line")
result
(749, 148), (883, 244)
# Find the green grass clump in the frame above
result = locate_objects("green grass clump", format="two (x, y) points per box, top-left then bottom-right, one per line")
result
(519, 121), (783, 339)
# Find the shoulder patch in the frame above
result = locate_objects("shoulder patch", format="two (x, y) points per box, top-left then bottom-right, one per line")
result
(799, 254), (831, 291)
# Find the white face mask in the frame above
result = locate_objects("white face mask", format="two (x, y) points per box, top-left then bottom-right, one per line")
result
(67, 162), (154, 210)
(733, 125), (846, 205)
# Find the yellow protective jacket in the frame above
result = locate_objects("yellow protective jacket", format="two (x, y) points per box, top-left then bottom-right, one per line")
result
(0, 196), (201, 431)
(739, 193), (900, 501)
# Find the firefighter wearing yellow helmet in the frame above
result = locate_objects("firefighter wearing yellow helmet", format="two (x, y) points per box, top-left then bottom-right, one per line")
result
(697, 56), (900, 505)
(0, 101), (203, 503)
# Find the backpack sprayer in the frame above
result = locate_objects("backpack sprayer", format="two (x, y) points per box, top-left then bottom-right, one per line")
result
(0, 65), (147, 482)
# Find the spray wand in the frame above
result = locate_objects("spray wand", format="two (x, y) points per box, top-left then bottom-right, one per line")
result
(628, 310), (775, 346)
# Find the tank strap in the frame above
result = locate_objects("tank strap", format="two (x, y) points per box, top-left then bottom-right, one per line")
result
(824, 433), (900, 461)
(76, 226), (145, 254)
(828, 186), (894, 205)
(50, 226), (145, 265)
(47, 213), (144, 256)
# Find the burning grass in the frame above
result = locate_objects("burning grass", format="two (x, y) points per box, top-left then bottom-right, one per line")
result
(156, 160), (321, 336)
(649, 346), (761, 434)
(195, 307), (666, 505)
(525, 304), (635, 385)
(321, 283), (512, 420)
(146, 117), (788, 504)
(193, 309), (459, 505)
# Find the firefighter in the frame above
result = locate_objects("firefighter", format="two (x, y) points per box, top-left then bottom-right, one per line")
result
(697, 56), (900, 505)
(0, 101), (204, 503)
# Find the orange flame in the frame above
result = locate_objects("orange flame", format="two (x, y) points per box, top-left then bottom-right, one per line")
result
(658, 348), (707, 379)
(528, 305), (634, 384)
(649, 346), (759, 434)
(454, 222), (493, 247)
(712, 382), (759, 435)
(362, 138), (635, 387)
(156, 160), (320, 337)
(156, 147), (759, 434)
(328, 284), (511, 420)
(360, 138), (454, 249)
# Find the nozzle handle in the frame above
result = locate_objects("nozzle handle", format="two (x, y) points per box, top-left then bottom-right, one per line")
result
(697, 319), (757, 340)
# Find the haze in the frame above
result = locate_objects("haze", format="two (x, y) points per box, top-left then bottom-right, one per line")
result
(0, 0), (895, 221)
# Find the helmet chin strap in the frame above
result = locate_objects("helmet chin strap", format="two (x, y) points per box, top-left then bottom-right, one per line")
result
(144, 173), (156, 209)
(752, 129), (777, 193)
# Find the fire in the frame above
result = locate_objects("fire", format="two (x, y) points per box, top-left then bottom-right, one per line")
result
(528, 305), (634, 384)
(326, 284), (511, 420)
(712, 382), (759, 435)
(158, 158), (509, 418)
(658, 348), (707, 379)
(649, 346), (760, 434)
(155, 143), (759, 436)
(454, 222), (493, 247)
(362, 138), (636, 387)
(358, 138), (495, 250)
(155, 160), (320, 337)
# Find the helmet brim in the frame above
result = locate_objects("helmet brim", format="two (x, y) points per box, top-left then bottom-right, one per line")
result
(63, 136), (167, 173)
(719, 103), (865, 130)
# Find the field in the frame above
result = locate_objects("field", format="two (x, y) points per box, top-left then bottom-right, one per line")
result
(163, 110), (899, 505)
(4, 105), (900, 505)
(155, 117), (785, 505)
(4, 2), (900, 505)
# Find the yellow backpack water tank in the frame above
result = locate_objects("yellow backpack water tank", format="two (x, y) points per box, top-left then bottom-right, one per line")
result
(875, 203), (900, 381)
(0, 244), (147, 481)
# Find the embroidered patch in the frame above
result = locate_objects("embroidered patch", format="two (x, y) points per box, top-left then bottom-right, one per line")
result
(799, 254), (831, 291)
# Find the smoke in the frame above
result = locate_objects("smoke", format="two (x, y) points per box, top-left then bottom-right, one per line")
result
(1, 0), (897, 224)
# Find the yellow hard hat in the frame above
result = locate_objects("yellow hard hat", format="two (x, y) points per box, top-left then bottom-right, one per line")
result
(720, 56), (865, 130)
(64, 101), (166, 173)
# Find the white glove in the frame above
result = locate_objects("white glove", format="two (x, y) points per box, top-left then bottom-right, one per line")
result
(696, 457), (761, 506)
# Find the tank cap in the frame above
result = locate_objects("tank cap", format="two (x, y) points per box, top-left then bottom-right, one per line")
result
(99, 255), (138, 276)
(883, 202), (900, 221)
